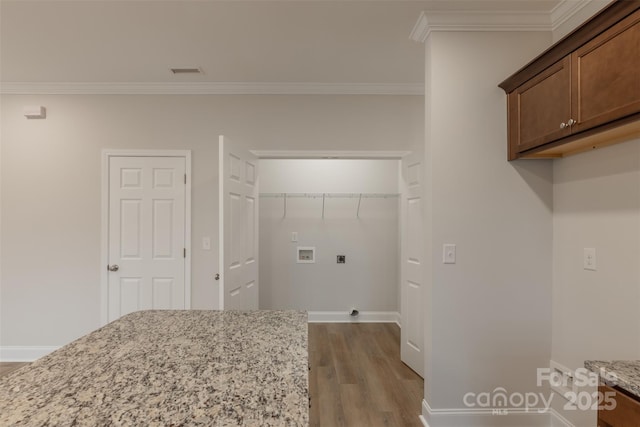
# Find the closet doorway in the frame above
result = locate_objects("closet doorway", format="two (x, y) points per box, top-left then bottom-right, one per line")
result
(254, 152), (424, 377)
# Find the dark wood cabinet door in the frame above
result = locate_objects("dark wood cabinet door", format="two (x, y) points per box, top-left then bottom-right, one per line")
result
(598, 384), (640, 427)
(507, 56), (572, 159)
(572, 11), (640, 133)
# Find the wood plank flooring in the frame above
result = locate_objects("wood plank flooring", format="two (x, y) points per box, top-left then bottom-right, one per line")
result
(1, 323), (424, 426)
(309, 323), (424, 427)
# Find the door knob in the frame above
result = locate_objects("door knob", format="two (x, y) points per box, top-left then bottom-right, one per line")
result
(215, 273), (220, 281)
(108, 264), (119, 272)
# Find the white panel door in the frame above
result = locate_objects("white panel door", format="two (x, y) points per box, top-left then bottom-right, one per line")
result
(219, 135), (259, 310)
(108, 156), (186, 321)
(400, 152), (425, 377)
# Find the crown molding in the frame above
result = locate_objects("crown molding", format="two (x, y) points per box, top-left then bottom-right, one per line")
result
(0, 82), (424, 96)
(410, 10), (552, 42)
(410, 11), (431, 42)
(410, 0), (596, 43)
(550, 0), (597, 31)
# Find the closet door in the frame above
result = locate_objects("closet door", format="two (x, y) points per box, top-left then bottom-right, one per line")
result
(219, 135), (259, 310)
(400, 152), (424, 377)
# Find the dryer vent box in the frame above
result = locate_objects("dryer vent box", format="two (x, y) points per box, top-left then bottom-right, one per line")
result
(297, 247), (315, 263)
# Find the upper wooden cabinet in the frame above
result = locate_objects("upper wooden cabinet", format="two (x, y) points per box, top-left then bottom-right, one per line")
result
(500, 1), (640, 160)
(574, 12), (640, 133)
(508, 56), (572, 153)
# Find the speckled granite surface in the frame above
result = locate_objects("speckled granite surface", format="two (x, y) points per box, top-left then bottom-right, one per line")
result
(585, 360), (640, 399)
(0, 310), (308, 426)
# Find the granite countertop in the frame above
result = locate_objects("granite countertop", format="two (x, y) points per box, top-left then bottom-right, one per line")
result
(585, 360), (640, 399)
(0, 310), (308, 426)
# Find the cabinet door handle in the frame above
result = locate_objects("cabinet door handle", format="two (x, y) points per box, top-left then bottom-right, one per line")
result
(567, 118), (576, 126)
(560, 122), (567, 129)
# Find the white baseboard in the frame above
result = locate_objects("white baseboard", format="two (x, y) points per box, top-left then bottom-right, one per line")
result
(308, 311), (400, 325)
(422, 398), (551, 427)
(549, 408), (575, 427)
(0, 346), (59, 362)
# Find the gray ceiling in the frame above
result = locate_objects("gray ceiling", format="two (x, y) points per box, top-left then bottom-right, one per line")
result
(0, 0), (566, 85)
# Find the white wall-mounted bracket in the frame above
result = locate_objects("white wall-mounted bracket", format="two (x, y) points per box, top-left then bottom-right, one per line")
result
(23, 106), (46, 119)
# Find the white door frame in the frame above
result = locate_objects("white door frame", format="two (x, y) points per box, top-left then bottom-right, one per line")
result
(100, 149), (192, 326)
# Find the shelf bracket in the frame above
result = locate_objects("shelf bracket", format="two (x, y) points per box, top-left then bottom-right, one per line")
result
(283, 193), (287, 218)
(357, 193), (362, 218)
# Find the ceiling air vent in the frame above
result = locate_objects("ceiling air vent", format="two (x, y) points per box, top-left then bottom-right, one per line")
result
(170, 67), (202, 75)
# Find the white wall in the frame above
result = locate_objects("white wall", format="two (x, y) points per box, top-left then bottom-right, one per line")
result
(422, 30), (554, 426)
(259, 159), (400, 194)
(0, 95), (422, 351)
(550, 140), (640, 426)
(258, 159), (399, 314)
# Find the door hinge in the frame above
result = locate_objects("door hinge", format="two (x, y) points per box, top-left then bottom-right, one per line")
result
(184, 248), (186, 258)
(184, 174), (187, 185)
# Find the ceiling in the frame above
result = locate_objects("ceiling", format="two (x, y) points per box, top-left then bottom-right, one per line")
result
(0, 0), (572, 89)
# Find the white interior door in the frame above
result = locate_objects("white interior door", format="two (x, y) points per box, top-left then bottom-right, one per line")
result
(107, 155), (187, 322)
(219, 135), (259, 310)
(400, 152), (425, 377)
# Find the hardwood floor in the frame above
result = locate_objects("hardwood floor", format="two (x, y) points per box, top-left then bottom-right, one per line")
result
(0, 362), (28, 378)
(1, 323), (424, 426)
(309, 323), (424, 427)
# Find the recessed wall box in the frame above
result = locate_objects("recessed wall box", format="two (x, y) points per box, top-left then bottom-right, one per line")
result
(297, 247), (315, 264)
(23, 106), (46, 119)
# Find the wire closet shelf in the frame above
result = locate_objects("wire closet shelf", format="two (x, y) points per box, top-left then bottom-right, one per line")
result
(259, 192), (400, 218)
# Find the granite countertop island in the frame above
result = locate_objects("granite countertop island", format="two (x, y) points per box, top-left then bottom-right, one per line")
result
(0, 310), (309, 426)
(585, 360), (640, 399)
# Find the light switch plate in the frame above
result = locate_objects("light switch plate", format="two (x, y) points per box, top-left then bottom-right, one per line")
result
(443, 244), (456, 264)
(584, 248), (596, 271)
(291, 232), (298, 242)
(202, 237), (211, 251)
